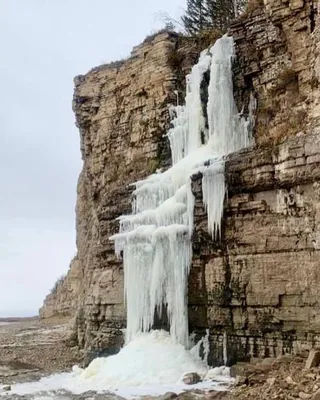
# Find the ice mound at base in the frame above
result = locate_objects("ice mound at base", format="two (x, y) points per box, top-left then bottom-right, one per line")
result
(76, 330), (208, 386)
(6, 331), (232, 399)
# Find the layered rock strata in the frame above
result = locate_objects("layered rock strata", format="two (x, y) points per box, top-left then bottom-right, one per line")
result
(40, 0), (320, 364)
(62, 32), (182, 353)
(39, 257), (81, 319)
(232, 0), (319, 144)
(187, 0), (320, 365)
(190, 132), (320, 365)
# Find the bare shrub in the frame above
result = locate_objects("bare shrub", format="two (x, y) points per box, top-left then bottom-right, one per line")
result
(50, 275), (66, 295)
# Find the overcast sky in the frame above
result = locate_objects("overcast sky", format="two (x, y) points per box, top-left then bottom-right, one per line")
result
(0, 0), (185, 317)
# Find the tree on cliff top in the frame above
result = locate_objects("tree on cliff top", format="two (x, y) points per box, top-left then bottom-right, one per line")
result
(182, 0), (247, 34)
(181, 0), (210, 35)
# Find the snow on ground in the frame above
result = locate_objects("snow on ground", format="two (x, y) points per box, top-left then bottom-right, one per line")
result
(1, 331), (233, 399)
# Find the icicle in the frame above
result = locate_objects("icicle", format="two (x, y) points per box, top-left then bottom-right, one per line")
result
(189, 329), (210, 364)
(223, 331), (228, 366)
(202, 160), (225, 240)
(203, 329), (210, 365)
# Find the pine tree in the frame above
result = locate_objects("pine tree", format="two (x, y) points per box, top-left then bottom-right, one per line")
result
(206, 0), (235, 31)
(181, 0), (248, 35)
(181, 0), (210, 35)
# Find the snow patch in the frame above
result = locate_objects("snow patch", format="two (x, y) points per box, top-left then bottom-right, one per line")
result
(5, 331), (233, 399)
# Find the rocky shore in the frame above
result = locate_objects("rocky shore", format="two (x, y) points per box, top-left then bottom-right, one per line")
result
(2, 318), (320, 400)
(0, 317), (81, 386)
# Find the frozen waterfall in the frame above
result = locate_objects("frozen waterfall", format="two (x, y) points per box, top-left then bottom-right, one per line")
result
(110, 35), (253, 346)
(3, 35), (252, 400)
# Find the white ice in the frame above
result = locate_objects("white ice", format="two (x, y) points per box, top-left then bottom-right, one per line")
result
(4, 331), (233, 399)
(111, 35), (253, 345)
(167, 49), (212, 164)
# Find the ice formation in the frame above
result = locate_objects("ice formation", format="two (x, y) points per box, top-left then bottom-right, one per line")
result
(167, 49), (211, 164)
(1, 35), (252, 400)
(6, 331), (232, 399)
(110, 35), (253, 346)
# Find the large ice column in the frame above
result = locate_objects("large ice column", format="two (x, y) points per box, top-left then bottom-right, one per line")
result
(203, 36), (254, 239)
(207, 36), (251, 155)
(168, 50), (211, 165)
(111, 160), (201, 346)
(110, 35), (253, 348)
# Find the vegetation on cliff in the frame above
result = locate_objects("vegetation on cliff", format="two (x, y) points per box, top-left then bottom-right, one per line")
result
(181, 0), (247, 34)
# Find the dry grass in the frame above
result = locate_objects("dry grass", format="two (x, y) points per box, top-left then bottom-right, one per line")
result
(255, 66), (303, 146)
(194, 29), (222, 52)
(143, 28), (177, 44)
(167, 47), (185, 70)
(257, 121), (291, 146)
(148, 159), (161, 174)
(50, 275), (66, 295)
(167, 29), (221, 71)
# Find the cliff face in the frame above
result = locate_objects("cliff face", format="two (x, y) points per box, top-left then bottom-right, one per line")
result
(40, 0), (320, 363)
(187, 0), (320, 365)
(60, 32), (186, 354)
(232, 0), (319, 143)
(191, 132), (320, 365)
(39, 257), (81, 319)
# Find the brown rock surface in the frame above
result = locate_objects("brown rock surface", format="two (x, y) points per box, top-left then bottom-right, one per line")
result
(40, 31), (191, 354)
(39, 0), (320, 372)
(306, 350), (320, 369)
(190, 132), (320, 364)
(188, 0), (320, 365)
(0, 317), (81, 385)
(227, 352), (320, 400)
(39, 256), (82, 319)
(232, 0), (319, 145)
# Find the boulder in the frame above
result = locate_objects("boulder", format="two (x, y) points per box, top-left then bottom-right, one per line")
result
(182, 372), (201, 385)
(305, 350), (320, 370)
(161, 392), (178, 400)
(298, 392), (311, 399)
(286, 376), (297, 385)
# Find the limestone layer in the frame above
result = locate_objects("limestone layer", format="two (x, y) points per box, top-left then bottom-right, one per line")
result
(40, 0), (320, 363)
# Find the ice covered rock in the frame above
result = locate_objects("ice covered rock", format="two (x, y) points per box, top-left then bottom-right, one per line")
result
(182, 372), (201, 385)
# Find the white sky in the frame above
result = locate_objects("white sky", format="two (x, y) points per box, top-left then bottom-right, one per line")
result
(0, 0), (185, 317)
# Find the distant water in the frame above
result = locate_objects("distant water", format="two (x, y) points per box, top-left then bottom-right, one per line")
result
(0, 320), (23, 326)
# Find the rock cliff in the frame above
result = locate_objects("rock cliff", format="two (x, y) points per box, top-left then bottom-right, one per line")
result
(188, 0), (320, 365)
(40, 32), (191, 355)
(40, 0), (320, 364)
(191, 132), (320, 366)
(39, 257), (81, 319)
